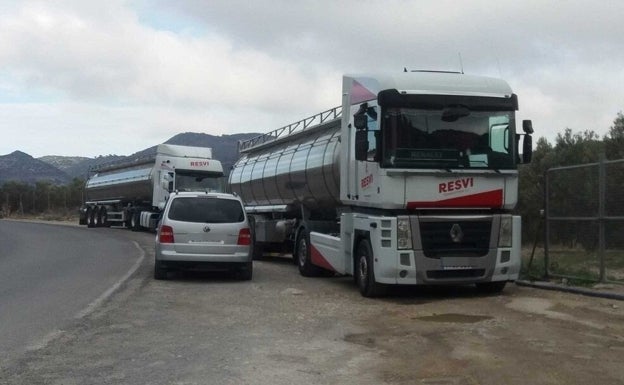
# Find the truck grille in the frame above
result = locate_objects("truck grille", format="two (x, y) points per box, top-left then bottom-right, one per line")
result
(420, 219), (491, 258)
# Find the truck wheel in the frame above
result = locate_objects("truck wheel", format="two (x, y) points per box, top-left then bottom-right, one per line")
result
(131, 212), (141, 232)
(475, 281), (506, 294)
(296, 230), (323, 277)
(87, 207), (95, 228)
(356, 239), (386, 298)
(154, 259), (167, 280)
(100, 207), (110, 227)
(94, 207), (103, 227)
(79, 210), (87, 225)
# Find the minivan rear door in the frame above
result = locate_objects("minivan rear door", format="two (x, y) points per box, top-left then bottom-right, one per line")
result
(166, 196), (246, 255)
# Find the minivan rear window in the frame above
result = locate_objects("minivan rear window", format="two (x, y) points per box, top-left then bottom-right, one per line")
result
(167, 197), (245, 223)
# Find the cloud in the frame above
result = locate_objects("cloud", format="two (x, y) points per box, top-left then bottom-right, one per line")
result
(0, 1), (339, 109)
(0, 0), (623, 157)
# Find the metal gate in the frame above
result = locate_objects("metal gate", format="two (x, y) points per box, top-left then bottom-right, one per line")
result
(545, 156), (624, 283)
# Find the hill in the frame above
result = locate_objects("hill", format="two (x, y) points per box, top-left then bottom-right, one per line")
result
(1, 132), (261, 184)
(38, 155), (126, 179)
(0, 151), (72, 185)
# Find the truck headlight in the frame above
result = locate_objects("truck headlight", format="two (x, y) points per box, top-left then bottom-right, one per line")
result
(498, 216), (512, 248)
(397, 216), (413, 250)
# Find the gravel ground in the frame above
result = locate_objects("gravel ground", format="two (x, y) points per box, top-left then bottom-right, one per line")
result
(2, 227), (624, 385)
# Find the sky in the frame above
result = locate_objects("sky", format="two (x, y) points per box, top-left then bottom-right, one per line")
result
(0, 0), (622, 158)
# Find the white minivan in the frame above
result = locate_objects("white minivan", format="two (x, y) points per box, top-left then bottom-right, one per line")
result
(154, 191), (253, 280)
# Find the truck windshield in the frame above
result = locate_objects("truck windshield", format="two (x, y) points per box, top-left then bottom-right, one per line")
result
(175, 171), (225, 192)
(381, 108), (516, 170)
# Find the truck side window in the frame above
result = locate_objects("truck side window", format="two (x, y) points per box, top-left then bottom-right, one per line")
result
(366, 106), (379, 162)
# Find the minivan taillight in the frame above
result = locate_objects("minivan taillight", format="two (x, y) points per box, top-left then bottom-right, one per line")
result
(159, 225), (175, 243)
(237, 228), (251, 245)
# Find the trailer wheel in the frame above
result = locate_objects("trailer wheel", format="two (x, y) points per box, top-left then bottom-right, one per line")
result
(131, 212), (141, 232)
(356, 239), (386, 298)
(87, 207), (95, 228)
(94, 207), (103, 227)
(100, 207), (110, 227)
(296, 230), (323, 277)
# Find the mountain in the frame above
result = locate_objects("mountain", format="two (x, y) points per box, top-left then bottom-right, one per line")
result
(1, 132), (262, 185)
(0, 151), (71, 185)
(38, 155), (125, 179)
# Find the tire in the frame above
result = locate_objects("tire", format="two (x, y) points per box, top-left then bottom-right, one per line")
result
(154, 259), (167, 280)
(100, 207), (110, 227)
(131, 211), (141, 232)
(475, 281), (506, 294)
(94, 207), (103, 227)
(87, 207), (95, 228)
(252, 243), (264, 260)
(236, 262), (253, 281)
(296, 230), (323, 277)
(355, 239), (386, 298)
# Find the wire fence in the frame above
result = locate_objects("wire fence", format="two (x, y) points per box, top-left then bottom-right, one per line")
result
(541, 156), (624, 284)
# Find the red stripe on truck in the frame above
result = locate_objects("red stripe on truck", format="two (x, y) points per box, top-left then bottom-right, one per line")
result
(310, 244), (336, 272)
(407, 189), (503, 209)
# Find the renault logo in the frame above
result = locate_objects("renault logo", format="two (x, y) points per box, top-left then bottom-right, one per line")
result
(450, 224), (464, 243)
(203, 226), (211, 233)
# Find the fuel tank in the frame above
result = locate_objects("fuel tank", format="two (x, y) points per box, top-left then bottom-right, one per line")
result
(228, 119), (341, 212)
(85, 160), (155, 203)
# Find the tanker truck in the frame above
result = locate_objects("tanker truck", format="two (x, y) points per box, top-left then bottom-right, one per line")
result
(80, 143), (224, 231)
(228, 71), (534, 297)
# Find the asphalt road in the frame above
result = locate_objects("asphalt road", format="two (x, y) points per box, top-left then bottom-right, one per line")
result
(0, 220), (142, 365)
(1, 222), (624, 384)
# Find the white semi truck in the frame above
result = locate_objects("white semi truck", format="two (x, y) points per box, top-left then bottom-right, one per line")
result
(80, 143), (224, 231)
(228, 71), (534, 297)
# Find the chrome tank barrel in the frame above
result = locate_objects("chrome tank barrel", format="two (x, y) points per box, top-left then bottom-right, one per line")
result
(228, 119), (341, 212)
(85, 166), (153, 203)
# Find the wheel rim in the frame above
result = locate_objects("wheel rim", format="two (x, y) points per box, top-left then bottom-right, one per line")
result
(358, 254), (368, 288)
(297, 237), (307, 268)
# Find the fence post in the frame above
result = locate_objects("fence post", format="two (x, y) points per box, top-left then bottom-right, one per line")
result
(598, 153), (606, 282)
(544, 170), (550, 279)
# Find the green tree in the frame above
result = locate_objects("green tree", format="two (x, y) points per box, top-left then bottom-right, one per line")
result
(604, 111), (624, 159)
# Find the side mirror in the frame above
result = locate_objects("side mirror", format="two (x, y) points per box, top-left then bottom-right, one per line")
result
(354, 113), (368, 130)
(523, 134), (533, 163)
(523, 119), (534, 134)
(355, 130), (369, 161)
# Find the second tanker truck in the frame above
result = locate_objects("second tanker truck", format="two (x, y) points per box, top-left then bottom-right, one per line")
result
(80, 143), (224, 231)
(229, 71), (534, 297)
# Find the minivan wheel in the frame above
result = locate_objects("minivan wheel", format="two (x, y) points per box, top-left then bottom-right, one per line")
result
(475, 281), (506, 294)
(154, 259), (167, 280)
(236, 262), (253, 281)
